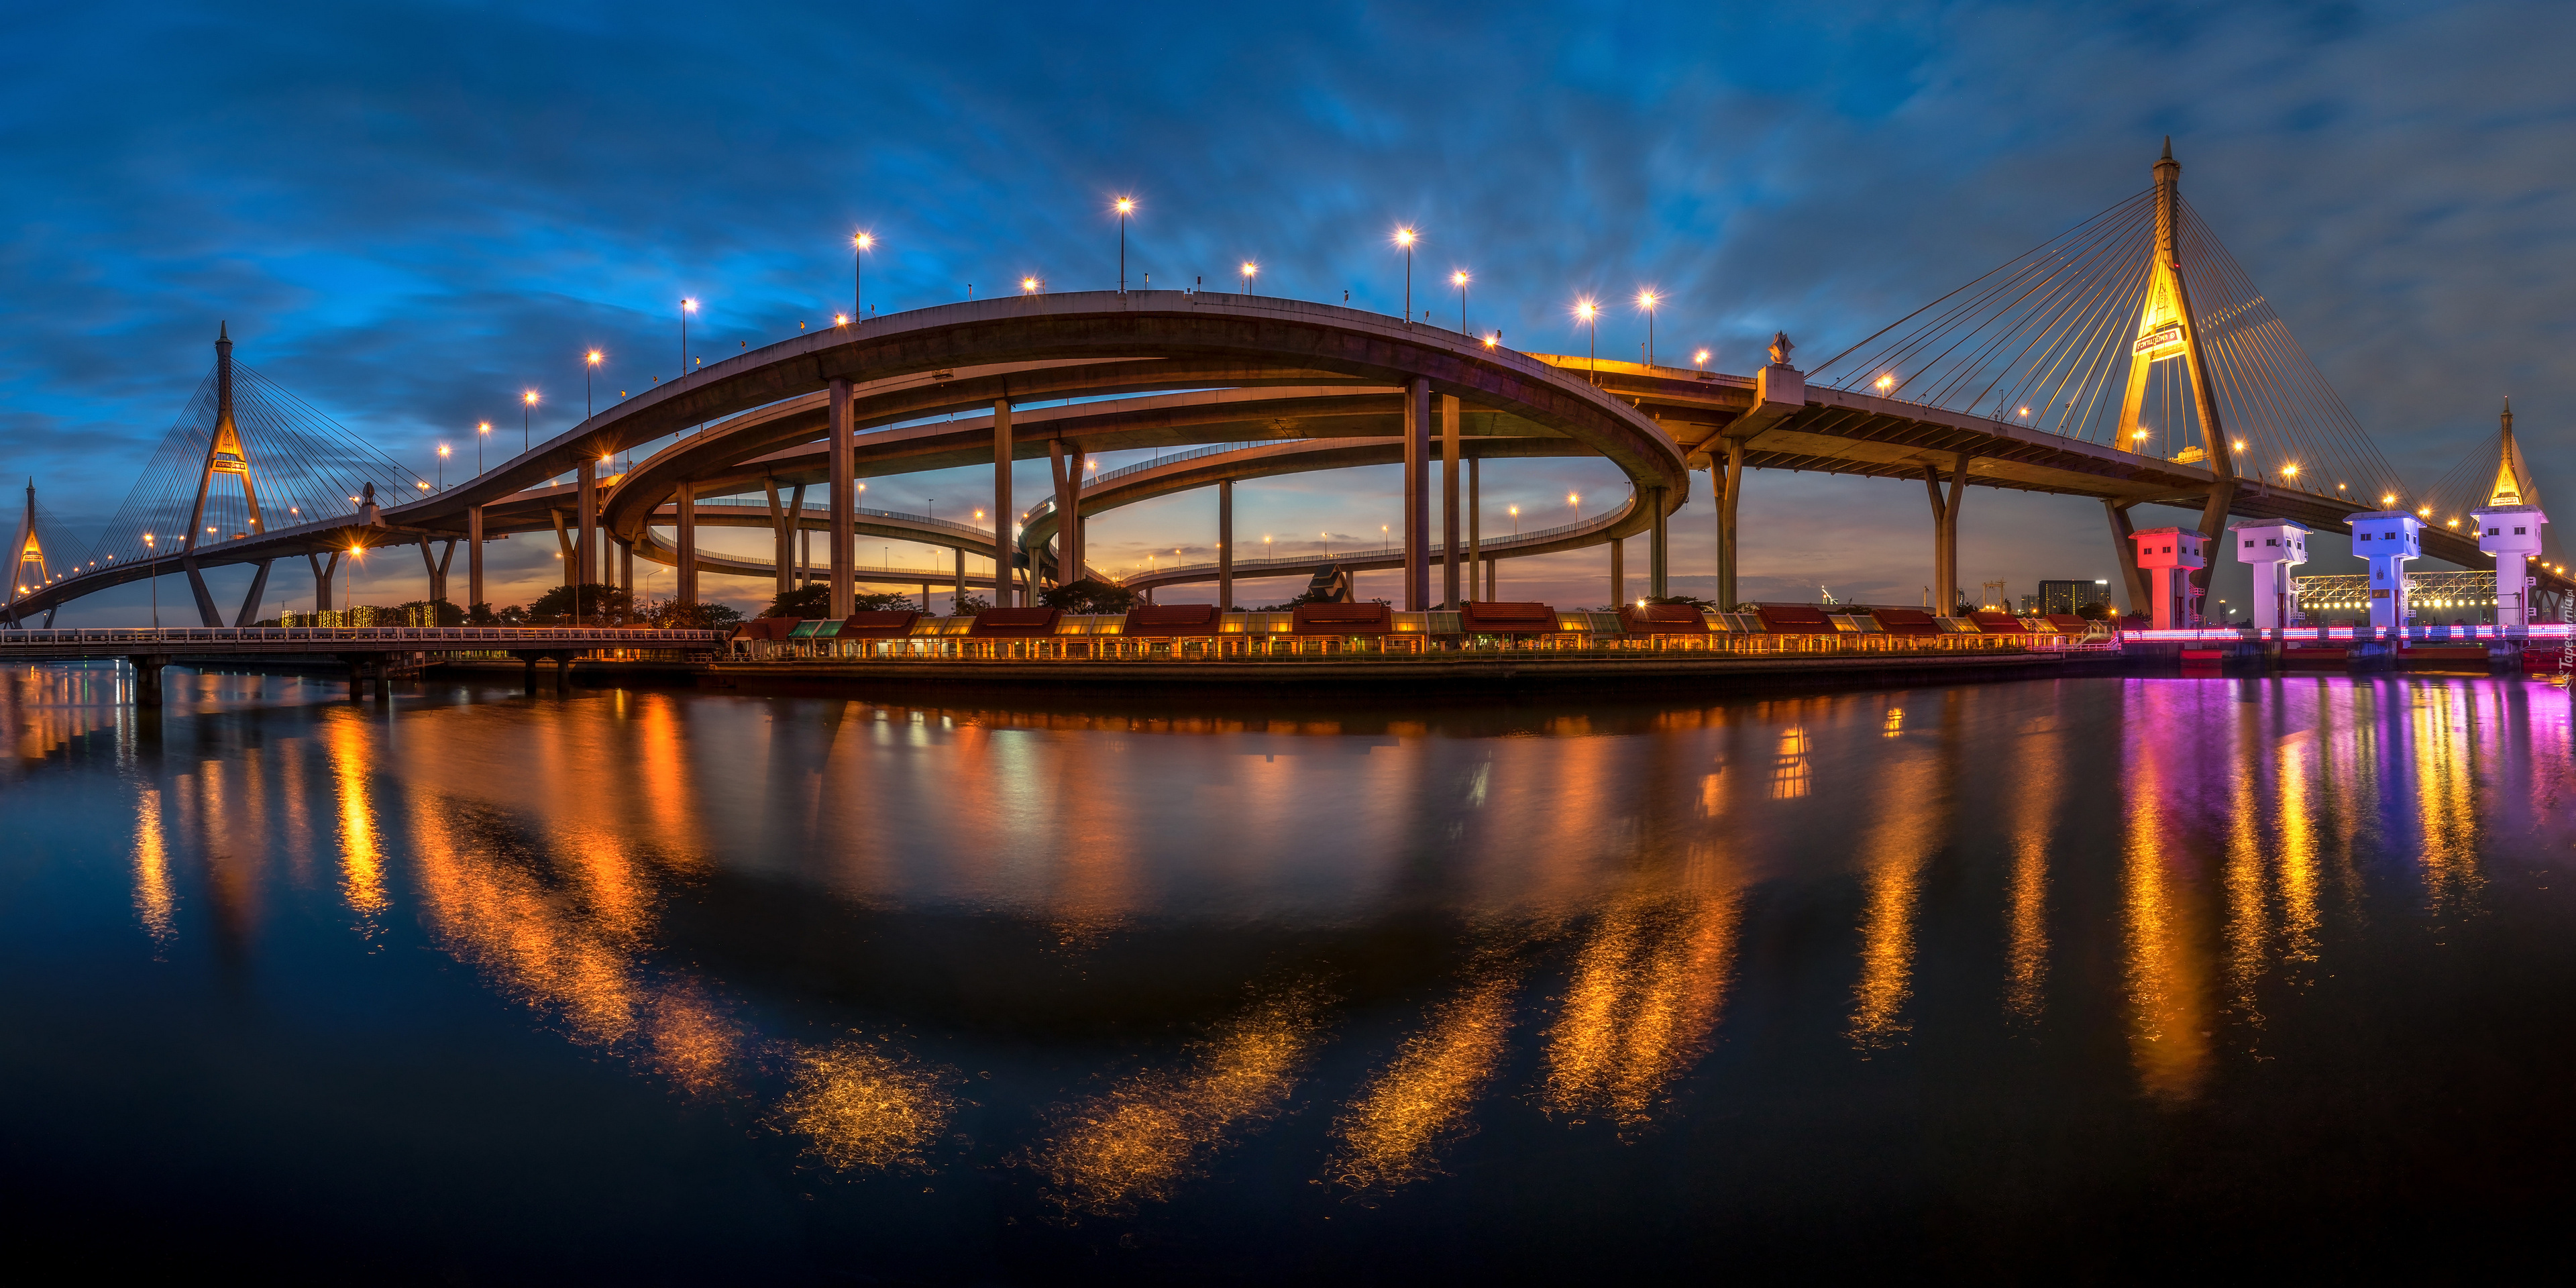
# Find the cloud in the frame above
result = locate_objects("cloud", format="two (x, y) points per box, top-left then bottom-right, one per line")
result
(6, 0), (2568, 623)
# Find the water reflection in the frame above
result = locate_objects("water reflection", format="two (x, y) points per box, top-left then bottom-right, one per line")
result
(1028, 982), (1328, 1218)
(17, 665), (2576, 1254)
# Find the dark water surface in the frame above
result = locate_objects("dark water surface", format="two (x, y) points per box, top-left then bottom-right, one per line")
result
(7, 663), (2576, 1281)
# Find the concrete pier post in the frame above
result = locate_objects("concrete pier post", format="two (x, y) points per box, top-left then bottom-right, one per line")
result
(953, 547), (965, 614)
(993, 398), (1014, 608)
(1610, 537), (1625, 608)
(676, 480), (698, 606)
(829, 378), (854, 618)
(1649, 486), (1670, 598)
(466, 504), (484, 613)
(1441, 394), (1461, 607)
(127, 655), (167, 705)
(1718, 439), (1743, 609)
(1218, 478), (1234, 610)
(1402, 378), (1430, 610)
(576, 458), (596, 590)
(1467, 458), (1481, 604)
(1049, 438), (1076, 588)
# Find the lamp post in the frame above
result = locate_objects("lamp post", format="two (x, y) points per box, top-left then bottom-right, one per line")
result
(142, 533), (156, 627)
(1114, 199), (1134, 292)
(1241, 261), (1257, 294)
(586, 350), (602, 417)
(1575, 299), (1599, 380)
(1637, 291), (1658, 367)
(1394, 227), (1416, 322)
(477, 421), (490, 475)
(437, 443), (449, 490)
(523, 390), (537, 450)
(1453, 270), (1468, 331)
(853, 233), (872, 320)
(680, 297), (696, 380)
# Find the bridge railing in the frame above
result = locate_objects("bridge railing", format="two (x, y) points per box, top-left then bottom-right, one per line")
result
(0, 626), (729, 646)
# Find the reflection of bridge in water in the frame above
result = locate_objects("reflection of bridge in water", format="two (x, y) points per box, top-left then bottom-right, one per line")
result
(6, 143), (2565, 649)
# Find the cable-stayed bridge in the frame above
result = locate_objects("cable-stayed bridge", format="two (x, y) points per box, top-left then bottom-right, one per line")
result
(3, 143), (2560, 633)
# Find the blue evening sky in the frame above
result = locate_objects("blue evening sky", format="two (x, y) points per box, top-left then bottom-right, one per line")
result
(3, 1), (2569, 619)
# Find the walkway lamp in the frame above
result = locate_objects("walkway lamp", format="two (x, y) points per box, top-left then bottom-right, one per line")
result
(1575, 299), (1599, 379)
(586, 350), (602, 417)
(1394, 227), (1417, 322)
(437, 443), (449, 490)
(477, 421), (490, 475)
(1637, 290), (1659, 367)
(1695, 349), (1710, 368)
(142, 533), (155, 627)
(853, 233), (873, 320)
(1241, 262), (1258, 294)
(1022, 276), (1041, 294)
(1113, 199), (1134, 292)
(1453, 270), (1469, 331)
(680, 297), (696, 380)
(1509, 504), (1519, 537)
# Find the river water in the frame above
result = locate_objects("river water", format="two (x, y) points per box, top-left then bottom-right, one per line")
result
(5, 664), (2573, 1279)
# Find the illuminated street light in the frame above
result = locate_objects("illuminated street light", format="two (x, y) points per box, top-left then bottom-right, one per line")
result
(1695, 349), (1711, 368)
(142, 532), (155, 627)
(523, 390), (538, 450)
(586, 350), (603, 417)
(476, 421), (490, 475)
(1636, 290), (1659, 367)
(680, 297), (696, 381)
(1240, 261), (1258, 294)
(1876, 374), (1896, 393)
(1113, 199), (1134, 292)
(853, 232), (873, 320)
(1022, 276), (1040, 294)
(1452, 270), (1469, 332)
(1394, 226), (1417, 323)
(1574, 298), (1599, 379)
(437, 443), (449, 490)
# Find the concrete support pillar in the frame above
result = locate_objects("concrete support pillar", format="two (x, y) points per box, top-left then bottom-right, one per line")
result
(2104, 501), (2147, 616)
(1218, 478), (1234, 610)
(128, 655), (167, 705)
(576, 458), (596, 588)
(619, 541), (633, 612)
(676, 480), (698, 606)
(1401, 377), (1430, 610)
(1440, 394), (1461, 607)
(1467, 457), (1482, 604)
(992, 398), (1014, 608)
(765, 477), (790, 602)
(1050, 437), (1079, 586)
(953, 547), (965, 614)
(1923, 453), (1967, 613)
(1717, 439), (1744, 609)
(309, 551), (339, 612)
(521, 654), (540, 695)
(1610, 537), (1625, 609)
(829, 378), (854, 619)
(1649, 486), (1669, 598)
(467, 504), (484, 612)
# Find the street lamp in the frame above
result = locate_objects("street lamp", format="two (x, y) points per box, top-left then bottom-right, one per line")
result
(523, 390), (538, 449)
(142, 533), (156, 627)
(1694, 349), (1710, 368)
(437, 443), (449, 489)
(1021, 276), (1040, 294)
(1509, 504), (1519, 537)
(1574, 298), (1599, 380)
(477, 421), (490, 475)
(853, 232), (873, 319)
(1394, 226), (1417, 323)
(680, 297), (696, 380)
(586, 350), (602, 417)
(1113, 199), (1134, 292)
(1636, 290), (1659, 366)
(1240, 261), (1257, 294)
(1452, 270), (1469, 331)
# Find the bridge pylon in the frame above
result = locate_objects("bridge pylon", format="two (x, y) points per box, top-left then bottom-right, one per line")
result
(7, 479), (51, 627)
(179, 324), (276, 627)
(2114, 140), (2239, 625)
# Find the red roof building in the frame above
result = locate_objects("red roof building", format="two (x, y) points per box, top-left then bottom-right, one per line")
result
(1456, 601), (1556, 635)
(1617, 603), (1710, 634)
(840, 610), (922, 639)
(1867, 607), (1940, 636)
(1122, 602), (1226, 637)
(969, 606), (1063, 637)
(1293, 601), (1395, 635)
(1753, 604), (1836, 633)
